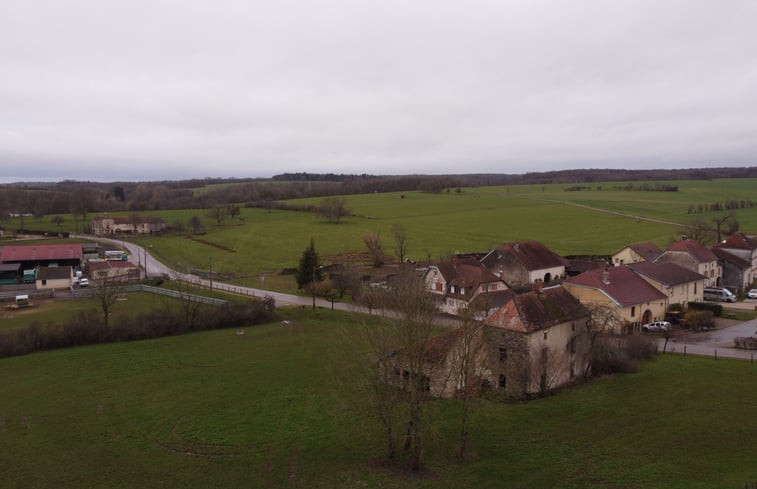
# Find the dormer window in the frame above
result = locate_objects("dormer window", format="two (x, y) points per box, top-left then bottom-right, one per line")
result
(450, 285), (456, 294)
(460, 287), (465, 295)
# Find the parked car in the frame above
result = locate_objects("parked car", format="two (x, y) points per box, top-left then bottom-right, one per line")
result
(642, 321), (671, 333)
(703, 287), (736, 303)
(79, 278), (89, 287)
(748, 289), (757, 299)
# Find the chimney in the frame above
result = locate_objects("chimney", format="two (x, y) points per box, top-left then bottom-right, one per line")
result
(601, 269), (610, 285)
(534, 280), (544, 294)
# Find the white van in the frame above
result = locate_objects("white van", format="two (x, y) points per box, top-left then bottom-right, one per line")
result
(703, 287), (736, 303)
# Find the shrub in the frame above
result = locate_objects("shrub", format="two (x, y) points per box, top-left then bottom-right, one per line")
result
(688, 302), (723, 316)
(684, 310), (715, 331)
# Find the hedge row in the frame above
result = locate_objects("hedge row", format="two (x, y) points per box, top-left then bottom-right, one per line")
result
(0, 297), (275, 358)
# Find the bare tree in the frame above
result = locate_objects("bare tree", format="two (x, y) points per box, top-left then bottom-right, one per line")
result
(529, 346), (565, 396)
(206, 205), (228, 225)
(317, 197), (350, 224)
(391, 224), (409, 263)
(583, 304), (619, 378)
(683, 217), (715, 245)
(363, 232), (384, 267)
(174, 277), (207, 330)
(712, 212), (736, 243)
(93, 270), (121, 327)
(51, 215), (65, 234)
(188, 215), (203, 234)
(364, 268), (438, 471)
(451, 306), (487, 462)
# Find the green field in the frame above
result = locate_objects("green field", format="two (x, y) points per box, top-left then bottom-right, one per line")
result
(0, 292), (180, 331)
(6, 178), (757, 294)
(2, 307), (756, 488)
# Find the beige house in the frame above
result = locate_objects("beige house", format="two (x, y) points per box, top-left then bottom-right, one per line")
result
(480, 240), (566, 288)
(92, 215), (167, 236)
(423, 258), (511, 318)
(627, 261), (705, 308)
(612, 242), (663, 266)
(564, 266), (667, 334)
(655, 239), (721, 287)
(36, 266), (73, 290)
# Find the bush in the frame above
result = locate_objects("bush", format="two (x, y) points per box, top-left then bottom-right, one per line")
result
(592, 335), (657, 375)
(688, 302), (723, 316)
(684, 310), (715, 331)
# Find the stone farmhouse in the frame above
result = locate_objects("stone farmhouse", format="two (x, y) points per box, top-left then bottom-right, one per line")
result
(388, 286), (590, 400)
(423, 257), (511, 318)
(480, 241), (566, 288)
(626, 261), (705, 308)
(92, 215), (167, 236)
(612, 242), (663, 266)
(655, 238), (721, 287)
(483, 286), (590, 398)
(564, 266), (667, 334)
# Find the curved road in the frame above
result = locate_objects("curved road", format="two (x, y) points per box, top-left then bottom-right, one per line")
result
(73, 235), (360, 311)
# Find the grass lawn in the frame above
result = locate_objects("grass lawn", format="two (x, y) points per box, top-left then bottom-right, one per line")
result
(1, 307), (756, 488)
(0, 292), (177, 331)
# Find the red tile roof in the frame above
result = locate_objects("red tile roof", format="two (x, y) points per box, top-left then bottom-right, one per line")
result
(627, 242), (663, 262)
(485, 286), (588, 333)
(565, 266), (666, 307)
(1, 243), (83, 263)
(485, 240), (565, 271)
(718, 233), (757, 251)
(627, 261), (706, 286)
(665, 239), (717, 263)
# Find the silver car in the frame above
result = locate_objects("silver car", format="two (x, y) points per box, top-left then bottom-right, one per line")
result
(748, 289), (757, 299)
(642, 321), (671, 333)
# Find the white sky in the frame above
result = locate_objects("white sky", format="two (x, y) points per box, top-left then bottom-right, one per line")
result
(1, 0), (756, 182)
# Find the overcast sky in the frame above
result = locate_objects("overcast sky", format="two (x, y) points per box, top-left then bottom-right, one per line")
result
(1, 1), (756, 182)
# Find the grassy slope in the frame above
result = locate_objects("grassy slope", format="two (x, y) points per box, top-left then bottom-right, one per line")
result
(7, 179), (757, 293)
(2, 308), (757, 488)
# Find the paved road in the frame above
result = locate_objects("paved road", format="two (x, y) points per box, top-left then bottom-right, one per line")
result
(74, 234), (362, 310)
(660, 318), (757, 360)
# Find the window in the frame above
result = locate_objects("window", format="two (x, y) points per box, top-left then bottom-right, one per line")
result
(498, 347), (507, 362)
(571, 322), (575, 332)
(631, 306), (636, 317)
(694, 282), (697, 293)
(488, 283), (498, 291)
(568, 337), (576, 354)
(460, 287), (465, 295)
(543, 331), (548, 340)
(451, 285), (456, 294)
(498, 374), (506, 389)
(42, 279), (47, 285)
(569, 361), (575, 379)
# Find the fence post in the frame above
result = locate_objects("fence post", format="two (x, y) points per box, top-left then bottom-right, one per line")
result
(714, 349), (717, 360)
(684, 345), (686, 357)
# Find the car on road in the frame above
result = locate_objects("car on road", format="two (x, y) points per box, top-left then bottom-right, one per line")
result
(748, 289), (757, 299)
(642, 321), (671, 333)
(79, 278), (89, 287)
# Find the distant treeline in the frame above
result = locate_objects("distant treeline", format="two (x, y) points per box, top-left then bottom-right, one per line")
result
(687, 200), (756, 214)
(1, 167), (756, 218)
(564, 183), (679, 192)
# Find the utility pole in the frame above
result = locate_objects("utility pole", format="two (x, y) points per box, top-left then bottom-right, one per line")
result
(209, 257), (213, 291)
(312, 265), (316, 310)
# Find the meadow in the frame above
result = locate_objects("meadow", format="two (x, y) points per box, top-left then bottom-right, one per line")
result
(6, 178), (757, 294)
(2, 307), (757, 488)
